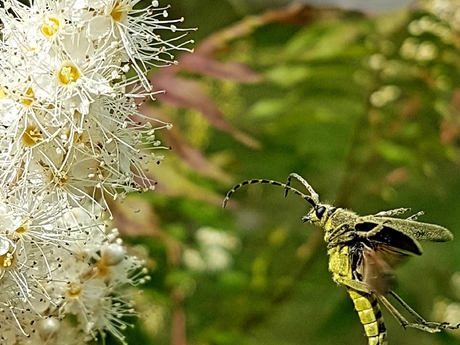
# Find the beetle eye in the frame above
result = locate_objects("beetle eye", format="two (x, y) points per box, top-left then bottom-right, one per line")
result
(315, 206), (326, 219)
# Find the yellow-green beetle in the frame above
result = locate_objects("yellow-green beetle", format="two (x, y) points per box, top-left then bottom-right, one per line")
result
(223, 173), (458, 345)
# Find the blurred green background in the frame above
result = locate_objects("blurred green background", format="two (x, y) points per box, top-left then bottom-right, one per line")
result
(117, 1), (460, 344)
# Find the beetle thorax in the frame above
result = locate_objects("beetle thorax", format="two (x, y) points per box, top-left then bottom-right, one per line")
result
(303, 204), (360, 244)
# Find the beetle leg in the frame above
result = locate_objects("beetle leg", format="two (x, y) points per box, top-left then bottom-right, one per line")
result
(374, 208), (411, 217)
(406, 211), (425, 221)
(326, 223), (356, 247)
(354, 217), (386, 238)
(333, 275), (371, 294)
(374, 208), (425, 221)
(378, 291), (460, 333)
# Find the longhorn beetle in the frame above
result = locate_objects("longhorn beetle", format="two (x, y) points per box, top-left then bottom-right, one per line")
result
(223, 173), (459, 345)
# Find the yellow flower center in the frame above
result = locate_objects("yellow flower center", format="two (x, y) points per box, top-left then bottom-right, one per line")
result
(111, 2), (131, 22)
(41, 16), (60, 37)
(58, 63), (80, 85)
(0, 87), (7, 99)
(21, 87), (35, 106)
(50, 171), (69, 186)
(66, 282), (82, 298)
(0, 251), (15, 269)
(22, 125), (43, 147)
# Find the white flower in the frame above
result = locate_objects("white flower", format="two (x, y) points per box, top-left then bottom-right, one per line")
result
(184, 228), (240, 273)
(0, 0), (192, 343)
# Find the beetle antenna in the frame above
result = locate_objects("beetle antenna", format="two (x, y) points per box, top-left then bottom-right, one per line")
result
(222, 179), (317, 208)
(286, 173), (320, 205)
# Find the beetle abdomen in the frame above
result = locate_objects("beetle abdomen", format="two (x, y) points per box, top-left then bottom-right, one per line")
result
(348, 288), (387, 345)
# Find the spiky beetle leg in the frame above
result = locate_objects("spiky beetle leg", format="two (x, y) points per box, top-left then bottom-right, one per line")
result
(379, 291), (460, 333)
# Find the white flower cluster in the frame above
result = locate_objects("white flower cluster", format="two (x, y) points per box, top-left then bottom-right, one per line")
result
(0, 0), (191, 344)
(183, 227), (240, 273)
(425, 0), (460, 32)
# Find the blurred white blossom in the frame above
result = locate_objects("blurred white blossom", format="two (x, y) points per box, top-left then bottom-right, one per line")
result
(424, 0), (460, 32)
(0, 0), (192, 343)
(183, 227), (240, 272)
